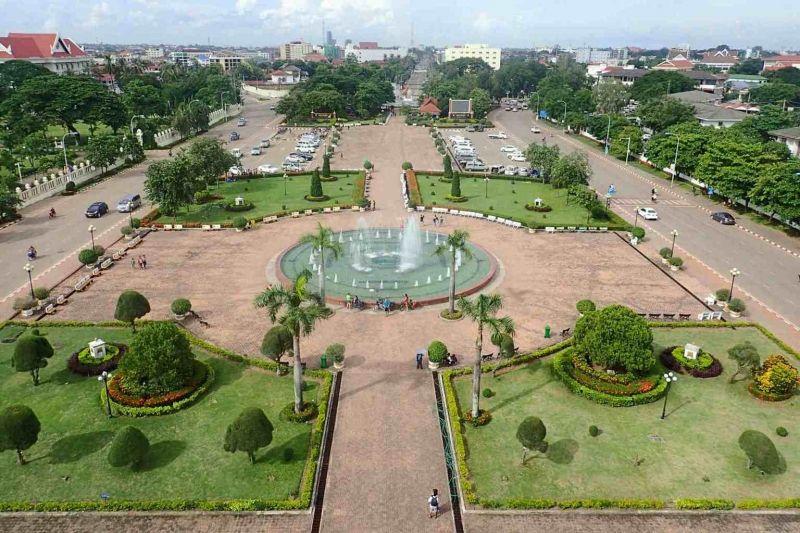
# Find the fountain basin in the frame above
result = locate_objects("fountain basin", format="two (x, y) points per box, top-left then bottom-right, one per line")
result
(277, 227), (496, 307)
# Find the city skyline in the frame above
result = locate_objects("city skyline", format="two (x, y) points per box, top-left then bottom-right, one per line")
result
(1, 0), (799, 51)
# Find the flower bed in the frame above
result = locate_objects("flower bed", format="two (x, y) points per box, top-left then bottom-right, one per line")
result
(67, 343), (125, 376)
(660, 346), (723, 378)
(748, 382), (795, 402)
(224, 200), (255, 212)
(280, 401), (319, 423)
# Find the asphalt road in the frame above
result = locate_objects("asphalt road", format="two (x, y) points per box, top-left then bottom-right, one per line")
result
(491, 108), (800, 328)
(0, 96), (281, 304)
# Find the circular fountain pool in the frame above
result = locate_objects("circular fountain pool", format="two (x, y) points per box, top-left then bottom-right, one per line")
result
(277, 217), (496, 305)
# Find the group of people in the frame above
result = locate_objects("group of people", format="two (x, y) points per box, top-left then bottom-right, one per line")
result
(415, 350), (458, 369)
(344, 293), (415, 312)
(419, 214), (444, 227)
(131, 255), (148, 269)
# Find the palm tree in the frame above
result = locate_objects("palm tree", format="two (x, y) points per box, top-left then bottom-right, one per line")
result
(254, 270), (333, 413)
(434, 230), (472, 315)
(299, 223), (342, 302)
(457, 294), (515, 418)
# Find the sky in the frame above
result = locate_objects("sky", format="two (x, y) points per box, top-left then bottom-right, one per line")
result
(0, 0), (798, 51)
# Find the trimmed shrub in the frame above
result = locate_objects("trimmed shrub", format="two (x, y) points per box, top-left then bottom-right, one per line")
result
(114, 290), (150, 332)
(576, 299), (596, 314)
(401, 161), (413, 170)
(589, 425), (600, 437)
(261, 325), (293, 362)
(0, 405), (41, 465)
(428, 340), (447, 363)
(280, 401), (318, 423)
(120, 226), (134, 236)
(715, 288), (730, 302)
(310, 168), (324, 198)
(224, 407), (274, 464)
(233, 216), (248, 230)
(12, 335), (54, 386)
(482, 388), (495, 398)
(32, 287), (50, 300)
(753, 354), (799, 397)
(574, 304), (654, 374)
(67, 343), (125, 376)
(450, 172), (462, 198)
(738, 430), (784, 474)
(12, 297), (37, 311)
(777, 427), (788, 437)
(326, 343), (345, 364)
(107, 426), (150, 469)
(78, 248), (100, 265)
(728, 298), (745, 313)
(659, 247), (672, 259)
(130, 218), (141, 229)
(363, 160), (373, 170)
(631, 227), (645, 240)
(668, 256), (684, 268)
(171, 298), (192, 316)
(322, 154), (331, 178)
(516, 416), (547, 457)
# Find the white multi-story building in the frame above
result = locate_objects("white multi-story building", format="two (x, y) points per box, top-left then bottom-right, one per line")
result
(343, 42), (408, 63)
(280, 41), (313, 61)
(209, 52), (244, 72)
(576, 47), (628, 65)
(145, 47), (164, 59)
(0, 32), (91, 74)
(170, 48), (211, 67)
(443, 43), (502, 70)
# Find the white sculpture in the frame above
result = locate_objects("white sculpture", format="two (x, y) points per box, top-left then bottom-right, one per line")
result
(684, 343), (700, 360)
(88, 338), (107, 359)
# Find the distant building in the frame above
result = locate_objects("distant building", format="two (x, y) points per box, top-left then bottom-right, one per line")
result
(575, 48), (610, 64)
(145, 47), (164, 59)
(170, 48), (211, 67)
(696, 49), (739, 72)
(444, 43), (501, 70)
(0, 32), (91, 74)
(208, 52), (244, 72)
(280, 41), (313, 61)
(598, 67), (724, 92)
(769, 127), (800, 157)
(653, 57), (694, 71)
(418, 96), (441, 117)
(270, 65), (303, 84)
(725, 74), (767, 92)
(302, 52), (328, 63)
(343, 42), (408, 63)
(762, 55), (800, 72)
(97, 73), (120, 93)
(670, 90), (748, 128)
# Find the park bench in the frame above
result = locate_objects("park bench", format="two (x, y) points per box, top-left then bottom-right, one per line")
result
(333, 206), (341, 212)
(545, 227), (556, 233)
(45, 304), (55, 314)
(480, 352), (495, 362)
(556, 227), (565, 232)
(56, 294), (67, 305)
(323, 207), (332, 213)
(304, 209), (313, 216)
(75, 276), (91, 292)
(91, 267), (101, 277)
(711, 311), (723, 320)
(487, 215), (497, 221)
(474, 213), (484, 218)
(648, 313), (661, 320)
(291, 211), (301, 218)
(350, 206), (359, 212)
(662, 313), (676, 321)
(100, 258), (113, 270)
(263, 216), (278, 223)
(432, 207), (448, 213)
(163, 224), (173, 230)
(212, 224), (222, 230)
(599, 227), (608, 232)
(567, 226), (577, 231)
(112, 251), (123, 260)
(202, 224), (212, 231)
(559, 328), (571, 338)
(578, 227), (587, 232)
(678, 313), (691, 320)
(637, 313), (647, 318)
(174, 224), (183, 230)
(359, 207), (365, 212)
(416, 206), (426, 211)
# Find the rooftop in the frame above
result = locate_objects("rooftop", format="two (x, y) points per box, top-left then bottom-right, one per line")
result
(768, 126), (800, 140)
(692, 102), (748, 123)
(0, 32), (86, 60)
(670, 90), (722, 104)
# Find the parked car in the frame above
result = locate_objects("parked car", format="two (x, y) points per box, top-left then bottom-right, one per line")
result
(260, 139), (271, 148)
(500, 145), (518, 152)
(296, 145), (315, 154)
(237, 117), (247, 126)
(285, 155), (306, 164)
(257, 164), (279, 174)
(711, 211), (736, 225)
(637, 207), (658, 220)
(282, 162), (304, 171)
(465, 160), (488, 171)
(510, 154), (526, 162)
(488, 164), (505, 174)
(291, 152), (313, 161)
(116, 193), (141, 213)
(489, 132), (508, 139)
(250, 146), (262, 156)
(229, 131), (240, 141)
(531, 126), (541, 133)
(85, 201), (108, 218)
(228, 166), (243, 176)
(504, 107), (512, 111)
(504, 166), (518, 176)
(231, 148), (242, 158)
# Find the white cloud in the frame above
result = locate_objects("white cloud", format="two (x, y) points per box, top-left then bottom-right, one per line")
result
(83, 1), (112, 29)
(235, 0), (257, 15)
(472, 12), (496, 33)
(259, 0), (394, 34)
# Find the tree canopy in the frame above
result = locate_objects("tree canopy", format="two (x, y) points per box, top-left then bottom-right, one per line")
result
(0, 405), (41, 465)
(574, 304), (654, 374)
(630, 71), (695, 101)
(12, 334), (54, 386)
(107, 426), (150, 469)
(118, 321), (196, 396)
(224, 407), (274, 464)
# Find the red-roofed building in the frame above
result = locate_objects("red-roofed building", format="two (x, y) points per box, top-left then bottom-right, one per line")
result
(762, 55), (800, 72)
(0, 32), (91, 74)
(419, 97), (441, 117)
(653, 57), (694, 71)
(302, 52), (329, 63)
(358, 42), (379, 49)
(697, 49), (740, 72)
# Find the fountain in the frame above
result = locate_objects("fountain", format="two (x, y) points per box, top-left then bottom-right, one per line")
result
(352, 279), (356, 287)
(426, 276), (431, 284)
(334, 274), (338, 283)
(438, 274), (442, 281)
(394, 281), (398, 289)
(426, 231), (430, 243)
(414, 280), (419, 287)
(446, 267), (451, 278)
(398, 215), (423, 272)
(338, 232), (344, 243)
(380, 280), (384, 290)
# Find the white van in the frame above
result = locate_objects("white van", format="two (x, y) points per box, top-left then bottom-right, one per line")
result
(465, 160), (488, 171)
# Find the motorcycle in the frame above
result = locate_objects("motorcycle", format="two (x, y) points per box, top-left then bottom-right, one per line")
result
(48, 208), (56, 219)
(27, 249), (37, 260)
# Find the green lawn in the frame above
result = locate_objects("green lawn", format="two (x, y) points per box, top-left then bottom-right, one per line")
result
(0, 324), (317, 502)
(161, 173), (362, 224)
(451, 326), (800, 503)
(416, 174), (628, 229)
(46, 122), (113, 142)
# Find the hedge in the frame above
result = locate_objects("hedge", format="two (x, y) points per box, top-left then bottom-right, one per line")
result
(406, 169), (423, 207)
(0, 498), (307, 512)
(675, 498), (735, 510)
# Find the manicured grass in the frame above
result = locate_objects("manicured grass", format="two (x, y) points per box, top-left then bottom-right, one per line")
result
(416, 174), (628, 229)
(160, 172), (361, 224)
(451, 326), (799, 503)
(0, 325), (317, 502)
(46, 122), (113, 143)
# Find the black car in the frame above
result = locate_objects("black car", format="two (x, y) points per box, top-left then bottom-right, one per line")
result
(289, 152), (313, 161)
(711, 211), (736, 225)
(85, 201), (108, 218)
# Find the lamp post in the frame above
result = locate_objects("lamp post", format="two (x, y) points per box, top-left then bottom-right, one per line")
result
(62, 131), (78, 171)
(283, 173), (288, 196)
(15, 162), (23, 180)
(666, 133), (681, 187)
(621, 136), (632, 165)
(729, 268), (741, 300)
(660, 371), (678, 419)
(634, 207), (639, 228)
(98, 371), (113, 418)
(23, 263), (34, 300)
(484, 176), (490, 199)
(130, 114), (145, 136)
(88, 225), (96, 250)
(533, 92), (540, 120)
(604, 114), (612, 154)
(220, 91), (230, 120)
(670, 229), (679, 256)
(557, 100), (567, 125)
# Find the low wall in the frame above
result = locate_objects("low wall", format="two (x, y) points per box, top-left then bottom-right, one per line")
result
(16, 158), (125, 208)
(243, 84), (291, 99)
(153, 104), (243, 147)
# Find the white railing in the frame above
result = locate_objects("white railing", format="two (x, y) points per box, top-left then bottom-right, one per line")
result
(154, 104), (243, 147)
(16, 158), (124, 208)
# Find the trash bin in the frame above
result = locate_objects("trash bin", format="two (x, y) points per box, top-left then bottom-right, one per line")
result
(544, 325), (551, 339)
(320, 355), (328, 369)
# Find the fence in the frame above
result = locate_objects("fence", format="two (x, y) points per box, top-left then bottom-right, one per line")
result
(15, 158), (125, 208)
(153, 104), (242, 147)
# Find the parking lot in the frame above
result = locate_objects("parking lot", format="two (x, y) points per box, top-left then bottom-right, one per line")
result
(446, 126), (534, 176)
(226, 125), (328, 173)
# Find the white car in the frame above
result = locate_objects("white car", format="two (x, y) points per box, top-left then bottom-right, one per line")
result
(282, 162), (304, 171)
(504, 166), (518, 175)
(500, 145), (518, 153)
(488, 132), (508, 139)
(295, 146), (315, 153)
(228, 166), (243, 176)
(637, 207), (658, 220)
(510, 154), (527, 162)
(257, 164), (279, 174)
(285, 155), (306, 163)
(250, 146), (262, 156)
(531, 126), (541, 133)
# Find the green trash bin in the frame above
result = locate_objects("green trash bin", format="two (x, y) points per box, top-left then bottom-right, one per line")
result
(320, 355), (328, 369)
(544, 325), (551, 339)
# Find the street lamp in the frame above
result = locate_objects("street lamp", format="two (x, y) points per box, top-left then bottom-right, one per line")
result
(666, 132), (680, 187)
(62, 131), (78, 171)
(23, 263), (34, 300)
(532, 92), (540, 120)
(557, 100), (567, 125)
(130, 114), (145, 136)
(634, 207), (640, 228)
(670, 229), (679, 256)
(15, 162), (23, 180)
(484, 176), (490, 198)
(283, 173), (288, 196)
(729, 268), (741, 300)
(621, 136), (632, 165)
(660, 371), (678, 419)
(98, 371), (113, 417)
(88, 225), (96, 250)
(220, 91), (230, 120)
(604, 114), (612, 154)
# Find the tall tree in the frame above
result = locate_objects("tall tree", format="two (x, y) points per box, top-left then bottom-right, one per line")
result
(144, 156), (195, 220)
(184, 137), (237, 189)
(12, 334), (54, 386)
(764, 67), (800, 86)
(442, 154), (453, 180)
(254, 270), (333, 413)
(609, 125), (643, 160)
(450, 171), (462, 198)
(86, 134), (122, 175)
(551, 151), (592, 189)
(113, 290), (151, 332)
(631, 71), (695, 101)
(433, 230), (472, 315)
(639, 97), (695, 132)
(298, 223), (342, 301)
(525, 144), (560, 182)
(224, 408), (274, 464)
(593, 82), (630, 114)
(645, 121), (714, 177)
(0, 405), (41, 465)
(469, 88), (492, 119)
(309, 168), (324, 198)
(457, 294), (515, 418)
(749, 159), (800, 224)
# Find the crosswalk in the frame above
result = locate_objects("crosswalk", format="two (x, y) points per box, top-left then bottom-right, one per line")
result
(612, 198), (692, 207)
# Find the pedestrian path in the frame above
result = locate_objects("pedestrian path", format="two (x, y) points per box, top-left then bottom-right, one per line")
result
(612, 198), (692, 207)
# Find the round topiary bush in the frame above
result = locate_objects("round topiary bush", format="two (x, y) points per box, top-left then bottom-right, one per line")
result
(171, 298), (192, 316)
(130, 218), (141, 229)
(233, 216), (248, 230)
(32, 287), (50, 301)
(482, 388), (495, 398)
(401, 161), (413, 170)
(728, 298), (746, 313)
(659, 247), (673, 259)
(327, 343), (346, 364)
(576, 299), (596, 315)
(280, 401), (319, 423)
(574, 304), (654, 375)
(439, 309), (463, 320)
(78, 248), (100, 266)
(107, 426), (150, 469)
(777, 426), (789, 437)
(668, 256), (684, 268)
(738, 430), (784, 474)
(304, 195), (330, 202)
(516, 416), (548, 456)
(428, 340), (447, 363)
(631, 227), (645, 240)
(715, 288), (730, 302)
(463, 409), (492, 426)
(120, 226), (134, 237)
(589, 425), (600, 437)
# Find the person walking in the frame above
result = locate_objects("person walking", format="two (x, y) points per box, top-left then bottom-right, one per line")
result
(416, 350), (424, 369)
(420, 214), (424, 225)
(130, 257), (136, 269)
(428, 489), (440, 518)
(141, 255), (148, 269)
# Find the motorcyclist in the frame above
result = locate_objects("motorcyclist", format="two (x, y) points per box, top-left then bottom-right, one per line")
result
(49, 207), (56, 218)
(27, 245), (37, 259)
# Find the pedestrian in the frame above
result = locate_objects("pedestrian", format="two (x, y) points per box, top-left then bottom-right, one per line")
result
(433, 215), (438, 226)
(420, 214), (424, 225)
(340, 151), (343, 159)
(372, 200), (376, 210)
(416, 350), (424, 369)
(141, 255), (148, 269)
(131, 257), (136, 269)
(428, 489), (440, 518)
(440, 216), (445, 226)
(137, 256), (143, 269)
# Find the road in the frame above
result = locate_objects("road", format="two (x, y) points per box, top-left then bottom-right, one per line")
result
(491, 108), (800, 329)
(0, 96), (281, 307)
